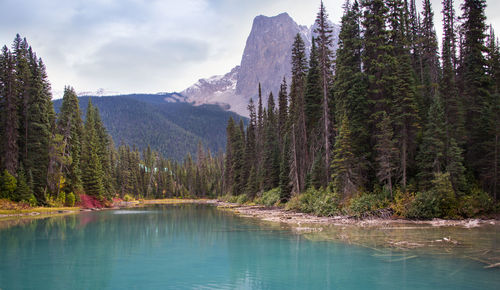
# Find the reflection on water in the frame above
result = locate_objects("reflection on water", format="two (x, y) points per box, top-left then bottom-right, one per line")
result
(0, 204), (498, 289)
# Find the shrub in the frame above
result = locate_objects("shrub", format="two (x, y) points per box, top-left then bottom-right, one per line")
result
(257, 188), (281, 207)
(285, 187), (340, 216)
(348, 194), (380, 217)
(0, 170), (17, 199)
(284, 194), (301, 211)
(236, 194), (249, 204)
(27, 194), (37, 207)
(406, 190), (441, 219)
(56, 192), (66, 206)
(78, 194), (104, 208)
(458, 187), (494, 218)
(314, 188), (341, 216)
(391, 190), (416, 217)
(66, 192), (76, 207)
(123, 194), (133, 202)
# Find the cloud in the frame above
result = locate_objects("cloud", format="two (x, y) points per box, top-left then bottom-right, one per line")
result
(1, 0), (499, 96)
(72, 37), (210, 90)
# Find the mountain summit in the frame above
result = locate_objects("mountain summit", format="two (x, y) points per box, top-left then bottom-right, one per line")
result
(181, 13), (339, 116)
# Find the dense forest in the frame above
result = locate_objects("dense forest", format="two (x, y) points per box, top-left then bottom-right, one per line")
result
(0, 35), (225, 206)
(52, 94), (245, 161)
(223, 0), (500, 219)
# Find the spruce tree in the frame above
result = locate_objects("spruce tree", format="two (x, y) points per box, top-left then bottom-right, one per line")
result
(0, 46), (19, 175)
(416, 95), (447, 190)
(93, 105), (113, 196)
(441, 0), (465, 144)
(279, 133), (292, 201)
(362, 0), (395, 141)
(25, 51), (53, 198)
(224, 117), (235, 194)
(81, 99), (105, 198)
(304, 37), (322, 136)
(263, 93), (280, 190)
(14, 164), (32, 202)
(460, 0), (490, 186)
(374, 112), (398, 197)
(244, 98), (257, 197)
(332, 115), (361, 197)
(277, 78), (288, 147)
(390, 0), (420, 189)
(333, 0), (369, 186)
(289, 34), (308, 193)
(418, 0), (441, 120)
(314, 1), (335, 185)
(57, 86), (84, 193)
(231, 120), (246, 195)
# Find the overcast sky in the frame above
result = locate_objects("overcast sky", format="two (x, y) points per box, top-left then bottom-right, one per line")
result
(1, 0), (499, 98)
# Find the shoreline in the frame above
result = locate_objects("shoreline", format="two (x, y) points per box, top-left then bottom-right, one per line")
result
(214, 201), (500, 228)
(1, 198), (497, 228)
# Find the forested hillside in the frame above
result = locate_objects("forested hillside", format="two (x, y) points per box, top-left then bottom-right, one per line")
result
(222, 0), (500, 219)
(53, 94), (246, 161)
(0, 36), (227, 205)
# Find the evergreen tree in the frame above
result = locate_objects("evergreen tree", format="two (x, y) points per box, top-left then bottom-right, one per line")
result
(279, 133), (292, 201)
(0, 169), (17, 199)
(314, 1), (335, 185)
(277, 77), (288, 146)
(289, 34), (308, 193)
(224, 117), (235, 194)
(390, 0), (420, 189)
(81, 99), (105, 198)
(331, 115), (361, 197)
(14, 164), (32, 202)
(441, 0), (465, 144)
(418, 0), (441, 120)
(374, 112), (398, 197)
(416, 95), (447, 190)
(446, 137), (466, 194)
(304, 37), (322, 136)
(245, 99), (258, 197)
(482, 28), (500, 198)
(333, 0), (369, 186)
(263, 93), (280, 190)
(0, 45), (19, 175)
(459, 0), (490, 187)
(231, 120), (246, 195)
(93, 105), (113, 196)
(56, 86), (84, 193)
(24, 51), (53, 198)
(362, 0), (396, 140)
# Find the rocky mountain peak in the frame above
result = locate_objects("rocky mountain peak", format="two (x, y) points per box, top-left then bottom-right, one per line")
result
(181, 13), (339, 117)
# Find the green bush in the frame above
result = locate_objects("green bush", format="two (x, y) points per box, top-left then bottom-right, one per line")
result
(0, 170), (17, 199)
(458, 187), (494, 218)
(285, 187), (340, 216)
(123, 194), (133, 202)
(56, 192), (66, 206)
(66, 192), (76, 207)
(257, 188), (281, 207)
(406, 190), (441, 219)
(236, 194), (249, 204)
(391, 190), (416, 217)
(348, 194), (379, 217)
(27, 194), (37, 207)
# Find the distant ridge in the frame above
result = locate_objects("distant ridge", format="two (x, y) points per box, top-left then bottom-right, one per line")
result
(53, 94), (246, 160)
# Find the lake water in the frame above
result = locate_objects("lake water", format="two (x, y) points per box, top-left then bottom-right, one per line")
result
(0, 204), (498, 289)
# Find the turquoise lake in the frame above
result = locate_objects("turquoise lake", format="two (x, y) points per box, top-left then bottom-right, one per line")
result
(0, 204), (498, 289)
